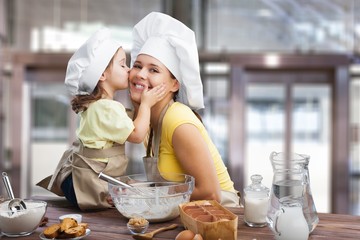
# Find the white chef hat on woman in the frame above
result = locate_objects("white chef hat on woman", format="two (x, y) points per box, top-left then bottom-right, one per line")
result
(131, 12), (204, 110)
(65, 28), (121, 96)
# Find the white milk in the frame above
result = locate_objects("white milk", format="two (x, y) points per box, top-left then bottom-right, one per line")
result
(275, 205), (309, 240)
(244, 197), (269, 224)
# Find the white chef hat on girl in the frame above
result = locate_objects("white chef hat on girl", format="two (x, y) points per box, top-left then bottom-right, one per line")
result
(65, 28), (121, 96)
(131, 12), (204, 110)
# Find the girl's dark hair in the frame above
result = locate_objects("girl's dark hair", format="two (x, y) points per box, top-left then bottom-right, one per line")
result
(70, 50), (117, 113)
(70, 84), (105, 113)
(170, 72), (203, 123)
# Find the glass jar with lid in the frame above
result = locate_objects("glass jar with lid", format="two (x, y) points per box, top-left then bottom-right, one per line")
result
(243, 174), (270, 227)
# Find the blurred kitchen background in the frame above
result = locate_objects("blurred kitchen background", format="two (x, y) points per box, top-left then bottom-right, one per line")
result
(0, 0), (359, 215)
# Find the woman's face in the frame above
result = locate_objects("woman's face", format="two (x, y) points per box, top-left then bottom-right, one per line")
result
(129, 54), (179, 104)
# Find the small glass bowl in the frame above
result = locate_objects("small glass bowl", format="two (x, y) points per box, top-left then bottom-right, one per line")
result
(127, 221), (149, 234)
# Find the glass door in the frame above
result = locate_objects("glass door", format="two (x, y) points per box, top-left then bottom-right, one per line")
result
(30, 81), (71, 197)
(350, 69), (360, 215)
(246, 84), (285, 188)
(292, 84), (332, 212)
(244, 73), (332, 213)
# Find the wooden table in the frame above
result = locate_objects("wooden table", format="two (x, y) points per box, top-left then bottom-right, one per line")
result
(6, 196), (360, 240)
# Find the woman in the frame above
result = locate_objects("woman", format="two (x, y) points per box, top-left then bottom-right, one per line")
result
(129, 12), (240, 207)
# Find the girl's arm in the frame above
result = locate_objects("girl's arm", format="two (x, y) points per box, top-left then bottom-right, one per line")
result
(127, 84), (165, 143)
(172, 123), (221, 202)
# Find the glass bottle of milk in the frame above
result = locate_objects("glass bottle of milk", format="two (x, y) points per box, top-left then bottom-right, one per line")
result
(243, 174), (270, 227)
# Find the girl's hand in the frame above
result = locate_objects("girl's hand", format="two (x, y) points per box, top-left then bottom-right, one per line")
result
(141, 83), (166, 108)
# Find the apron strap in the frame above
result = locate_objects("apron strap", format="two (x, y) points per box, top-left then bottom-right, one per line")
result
(146, 129), (153, 157)
(146, 100), (174, 157)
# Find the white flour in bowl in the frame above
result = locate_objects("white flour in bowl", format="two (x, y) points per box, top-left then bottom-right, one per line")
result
(0, 200), (46, 235)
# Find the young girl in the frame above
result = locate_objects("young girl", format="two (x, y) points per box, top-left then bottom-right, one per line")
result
(37, 28), (165, 210)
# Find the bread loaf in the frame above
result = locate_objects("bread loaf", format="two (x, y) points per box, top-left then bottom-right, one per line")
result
(78, 223), (88, 229)
(42, 217), (88, 239)
(43, 223), (61, 239)
(60, 218), (78, 232)
(64, 226), (86, 238)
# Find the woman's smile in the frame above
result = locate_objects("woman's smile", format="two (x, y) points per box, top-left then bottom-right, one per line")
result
(134, 83), (146, 90)
(131, 81), (151, 91)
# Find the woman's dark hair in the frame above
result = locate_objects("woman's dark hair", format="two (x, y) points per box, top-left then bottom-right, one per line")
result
(170, 72), (203, 123)
(70, 50), (117, 113)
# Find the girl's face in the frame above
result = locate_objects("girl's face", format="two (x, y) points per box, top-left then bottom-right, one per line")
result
(129, 54), (179, 104)
(101, 48), (130, 93)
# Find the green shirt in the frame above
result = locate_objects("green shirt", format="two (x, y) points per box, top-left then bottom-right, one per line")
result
(77, 99), (134, 150)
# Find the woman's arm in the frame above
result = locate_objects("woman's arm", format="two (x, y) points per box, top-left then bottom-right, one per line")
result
(172, 123), (221, 202)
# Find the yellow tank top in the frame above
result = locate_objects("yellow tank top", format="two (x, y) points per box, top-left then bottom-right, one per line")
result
(158, 102), (236, 192)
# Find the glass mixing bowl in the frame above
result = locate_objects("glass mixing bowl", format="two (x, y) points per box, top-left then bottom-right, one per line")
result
(0, 199), (47, 237)
(109, 173), (194, 222)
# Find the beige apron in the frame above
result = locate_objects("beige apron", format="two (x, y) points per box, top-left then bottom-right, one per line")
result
(37, 140), (128, 210)
(142, 100), (173, 182)
(142, 101), (241, 207)
(142, 129), (164, 182)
